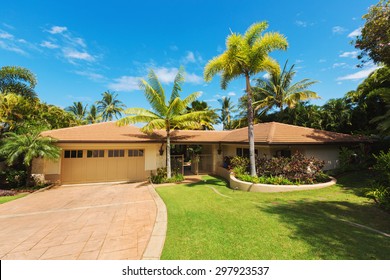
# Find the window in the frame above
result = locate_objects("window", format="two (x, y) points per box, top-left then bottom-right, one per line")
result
(108, 150), (125, 157)
(236, 148), (258, 158)
(64, 150), (83, 158)
(275, 150), (291, 158)
(128, 149), (144, 157)
(87, 150), (105, 158)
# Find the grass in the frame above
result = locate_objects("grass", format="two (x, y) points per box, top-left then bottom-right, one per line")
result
(156, 171), (390, 260)
(0, 193), (27, 204)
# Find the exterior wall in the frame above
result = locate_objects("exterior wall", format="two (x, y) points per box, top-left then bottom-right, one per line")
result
(222, 144), (272, 159)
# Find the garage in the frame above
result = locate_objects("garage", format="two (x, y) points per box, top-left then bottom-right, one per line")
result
(61, 148), (146, 184)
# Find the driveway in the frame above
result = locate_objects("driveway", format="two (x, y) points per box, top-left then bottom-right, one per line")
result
(0, 182), (157, 260)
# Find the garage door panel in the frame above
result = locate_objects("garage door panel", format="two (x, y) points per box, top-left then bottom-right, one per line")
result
(61, 149), (146, 184)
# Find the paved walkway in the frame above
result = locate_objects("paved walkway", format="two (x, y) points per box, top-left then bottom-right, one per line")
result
(0, 182), (157, 260)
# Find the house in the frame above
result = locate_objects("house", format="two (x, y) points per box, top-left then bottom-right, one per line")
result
(33, 122), (367, 185)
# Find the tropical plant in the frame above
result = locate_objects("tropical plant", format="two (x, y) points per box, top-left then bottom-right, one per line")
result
(354, 0), (390, 66)
(0, 131), (60, 186)
(86, 104), (102, 124)
(0, 66), (37, 98)
(254, 61), (319, 119)
(65, 101), (88, 123)
(96, 91), (125, 121)
(118, 67), (213, 178)
(204, 21), (288, 176)
(218, 96), (237, 130)
(321, 98), (353, 132)
(186, 100), (218, 130)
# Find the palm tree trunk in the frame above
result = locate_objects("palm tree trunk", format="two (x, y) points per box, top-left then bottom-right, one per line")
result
(26, 164), (34, 187)
(166, 130), (171, 178)
(245, 74), (257, 177)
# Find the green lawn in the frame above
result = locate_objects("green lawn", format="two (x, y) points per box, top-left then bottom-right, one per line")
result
(0, 193), (27, 204)
(156, 172), (390, 260)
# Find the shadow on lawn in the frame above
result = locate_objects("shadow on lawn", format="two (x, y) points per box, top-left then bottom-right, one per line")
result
(258, 200), (390, 259)
(185, 176), (228, 188)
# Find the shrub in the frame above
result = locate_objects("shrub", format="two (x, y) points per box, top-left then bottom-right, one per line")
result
(365, 182), (390, 211)
(231, 152), (327, 185)
(0, 189), (17, 196)
(0, 168), (28, 188)
(149, 168), (184, 184)
(373, 149), (390, 184)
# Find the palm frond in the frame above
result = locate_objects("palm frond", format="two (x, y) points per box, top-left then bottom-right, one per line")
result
(138, 78), (167, 116)
(170, 66), (184, 103)
(244, 21), (268, 46)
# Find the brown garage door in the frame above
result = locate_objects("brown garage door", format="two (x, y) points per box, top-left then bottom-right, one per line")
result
(61, 149), (145, 184)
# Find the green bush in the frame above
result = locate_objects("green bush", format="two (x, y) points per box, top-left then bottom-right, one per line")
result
(149, 168), (184, 184)
(365, 182), (390, 211)
(0, 168), (28, 188)
(373, 149), (390, 184)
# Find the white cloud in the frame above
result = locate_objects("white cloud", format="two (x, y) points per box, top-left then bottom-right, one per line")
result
(319, 59), (327, 63)
(204, 99), (218, 103)
(74, 70), (105, 81)
(40, 41), (59, 49)
(185, 51), (196, 63)
(332, 26), (347, 34)
(108, 76), (141, 92)
(48, 26), (67, 34)
(295, 59), (304, 63)
(154, 67), (178, 83)
(66, 95), (92, 102)
(169, 45), (178, 51)
(186, 72), (202, 84)
(227, 91), (236, 96)
(0, 41), (26, 55)
(339, 51), (358, 58)
(336, 66), (380, 81)
(295, 20), (307, 27)
(63, 48), (95, 62)
(348, 27), (362, 38)
(333, 62), (347, 68)
(263, 73), (270, 79)
(0, 31), (13, 39)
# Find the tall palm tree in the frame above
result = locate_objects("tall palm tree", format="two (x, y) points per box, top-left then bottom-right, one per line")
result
(204, 22), (288, 176)
(118, 67), (212, 178)
(0, 66), (37, 98)
(218, 96), (236, 130)
(86, 104), (102, 124)
(96, 91), (125, 121)
(254, 61), (319, 119)
(65, 101), (88, 123)
(0, 131), (60, 186)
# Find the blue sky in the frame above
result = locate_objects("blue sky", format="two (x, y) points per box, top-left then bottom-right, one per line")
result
(0, 0), (379, 117)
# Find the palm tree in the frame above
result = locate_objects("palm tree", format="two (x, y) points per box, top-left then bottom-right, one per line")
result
(86, 104), (102, 124)
(96, 91), (125, 121)
(186, 100), (218, 130)
(0, 66), (37, 98)
(118, 67), (212, 178)
(204, 21), (288, 176)
(321, 98), (352, 132)
(0, 131), (60, 186)
(218, 96), (236, 130)
(254, 61), (319, 119)
(65, 101), (88, 123)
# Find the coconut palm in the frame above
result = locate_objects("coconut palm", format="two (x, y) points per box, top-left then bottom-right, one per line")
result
(0, 66), (37, 98)
(0, 131), (60, 186)
(86, 104), (102, 124)
(218, 96), (236, 130)
(96, 91), (125, 121)
(65, 101), (88, 123)
(254, 61), (319, 119)
(186, 100), (218, 130)
(118, 67), (212, 178)
(204, 21), (288, 176)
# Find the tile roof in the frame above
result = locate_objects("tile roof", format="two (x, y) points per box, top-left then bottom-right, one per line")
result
(42, 121), (366, 144)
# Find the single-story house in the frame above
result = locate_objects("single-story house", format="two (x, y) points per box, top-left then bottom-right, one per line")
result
(33, 122), (367, 185)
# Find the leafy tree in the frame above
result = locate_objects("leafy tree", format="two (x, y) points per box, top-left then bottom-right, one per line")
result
(371, 90), (390, 134)
(218, 96), (237, 130)
(0, 66), (37, 98)
(253, 61), (319, 118)
(204, 22), (288, 176)
(65, 101), (88, 123)
(0, 131), (60, 186)
(96, 91), (125, 121)
(354, 0), (390, 66)
(86, 104), (102, 124)
(118, 68), (213, 178)
(321, 98), (353, 132)
(0, 93), (78, 135)
(186, 100), (218, 130)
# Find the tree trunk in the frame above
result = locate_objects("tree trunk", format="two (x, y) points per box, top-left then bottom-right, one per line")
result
(166, 130), (171, 178)
(245, 74), (257, 177)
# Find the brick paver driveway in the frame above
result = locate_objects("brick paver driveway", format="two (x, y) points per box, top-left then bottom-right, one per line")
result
(0, 182), (157, 260)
